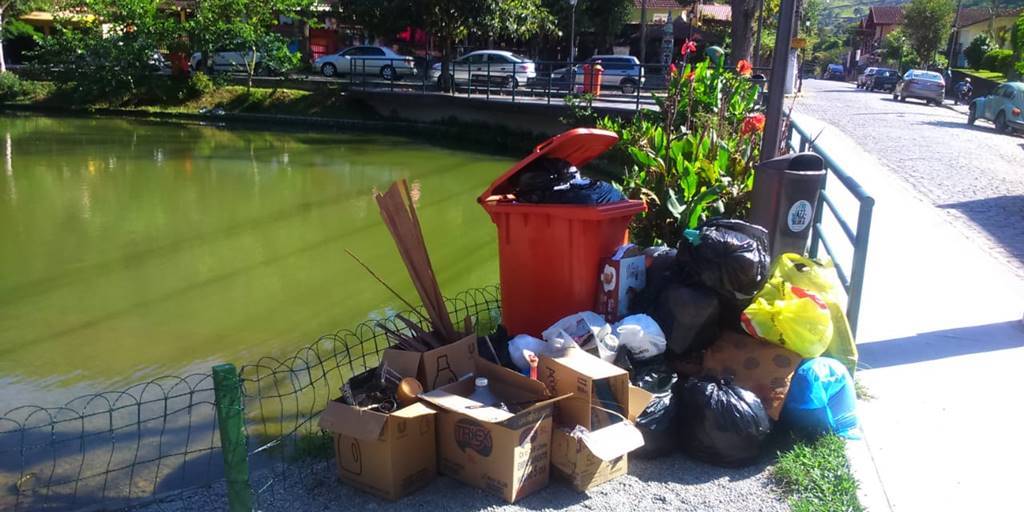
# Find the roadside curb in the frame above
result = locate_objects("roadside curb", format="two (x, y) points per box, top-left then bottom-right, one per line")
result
(846, 434), (893, 512)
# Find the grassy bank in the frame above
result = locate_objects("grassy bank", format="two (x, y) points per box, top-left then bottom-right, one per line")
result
(953, 68), (1008, 83)
(0, 75), (546, 156)
(774, 435), (863, 512)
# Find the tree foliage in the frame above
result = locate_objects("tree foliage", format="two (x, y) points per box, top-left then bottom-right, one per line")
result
(964, 33), (994, 69)
(0, 0), (52, 72)
(902, 0), (955, 67)
(32, 0), (176, 100)
(189, 0), (315, 89)
(881, 28), (914, 71)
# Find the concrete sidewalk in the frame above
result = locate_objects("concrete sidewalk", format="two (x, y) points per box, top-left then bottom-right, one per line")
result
(793, 112), (1024, 512)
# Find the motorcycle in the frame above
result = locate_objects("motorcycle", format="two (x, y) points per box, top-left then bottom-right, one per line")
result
(954, 85), (973, 106)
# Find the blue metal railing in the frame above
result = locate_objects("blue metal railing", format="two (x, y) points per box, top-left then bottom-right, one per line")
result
(787, 119), (875, 336)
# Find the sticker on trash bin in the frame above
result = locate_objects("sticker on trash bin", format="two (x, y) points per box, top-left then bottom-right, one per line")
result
(787, 200), (813, 233)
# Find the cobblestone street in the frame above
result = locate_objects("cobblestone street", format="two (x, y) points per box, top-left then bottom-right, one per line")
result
(795, 78), (1024, 274)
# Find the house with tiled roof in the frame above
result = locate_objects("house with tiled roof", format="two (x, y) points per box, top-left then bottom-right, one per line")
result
(855, 6), (904, 65)
(951, 7), (1024, 67)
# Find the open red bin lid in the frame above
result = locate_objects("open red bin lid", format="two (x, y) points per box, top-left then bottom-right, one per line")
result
(478, 128), (621, 203)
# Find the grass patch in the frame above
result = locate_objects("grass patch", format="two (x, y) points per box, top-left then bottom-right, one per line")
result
(953, 68), (1007, 83)
(774, 435), (863, 512)
(854, 379), (874, 401)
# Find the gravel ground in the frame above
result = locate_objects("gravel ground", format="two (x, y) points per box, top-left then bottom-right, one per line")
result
(131, 454), (788, 512)
(794, 78), (1024, 275)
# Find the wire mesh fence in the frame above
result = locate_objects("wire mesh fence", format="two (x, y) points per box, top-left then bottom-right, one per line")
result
(0, 374), (222, 511)
(0, 286), (501, 511)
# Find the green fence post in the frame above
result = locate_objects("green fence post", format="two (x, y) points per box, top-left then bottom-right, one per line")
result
(213, 363), (252, 512)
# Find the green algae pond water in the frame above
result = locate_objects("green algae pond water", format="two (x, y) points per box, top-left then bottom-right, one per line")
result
(0, 115), (510, 405)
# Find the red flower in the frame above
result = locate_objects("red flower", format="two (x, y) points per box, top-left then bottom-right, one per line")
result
(669, 63), (678, 76)
(685, 70), (695, 81)
(736, 59), (753, 77)
(741, 113), (766, 136)
(680, 39), (697, 57)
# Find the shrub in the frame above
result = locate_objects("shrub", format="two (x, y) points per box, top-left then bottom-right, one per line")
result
(964, 33), (994, 69)
(185, 71), (214, 99)
(0, 72), (41, 102)
(980, 49), (1014, 74)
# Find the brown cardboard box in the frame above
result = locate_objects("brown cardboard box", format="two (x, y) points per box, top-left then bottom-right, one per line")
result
(539, 350), (654, 491)
(318, 400), (437, 501)
(538, 348), (632, 431)
(702, 330), (800, 420)
(382, 333), (478, 391)
(420, 358), (570, 503)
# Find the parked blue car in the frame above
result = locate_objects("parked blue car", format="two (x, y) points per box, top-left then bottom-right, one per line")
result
(968, 82), (1024, 134)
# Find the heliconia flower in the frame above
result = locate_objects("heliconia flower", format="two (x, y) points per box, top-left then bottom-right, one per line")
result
(741, 113), (766, 136)
(685, 70), (695, 81)
(669, 63), (678, 76)
(736, 59), (753, 77)
(680, 39), (697, 56)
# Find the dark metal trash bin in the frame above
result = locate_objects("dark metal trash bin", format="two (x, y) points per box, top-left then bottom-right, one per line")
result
(750, 153), (826, 258)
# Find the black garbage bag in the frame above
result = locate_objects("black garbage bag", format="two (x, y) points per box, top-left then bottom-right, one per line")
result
(630, 362), (680, 458)
(513, 156), (624, 205)
(653, 283), (721, 357)
(676, 377), (772, 467)
(635, 246), (679, 315)
(677, 219), (770, 306)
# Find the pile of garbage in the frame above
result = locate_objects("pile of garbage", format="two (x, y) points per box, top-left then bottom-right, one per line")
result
(319, 129), (861, 503)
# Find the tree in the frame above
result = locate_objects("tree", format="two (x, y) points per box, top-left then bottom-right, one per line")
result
(903, 0), (955, 67)
(0, 0), (50, 72)
(32, 0), (178, 99)
(342, 0), (554, 91)
(189, 0), (315, 90)
(1013, 11), (1024, 78)
(881, 28), (914, 71)
(964, 33), (994, 69)
(730, 0), (762, 64)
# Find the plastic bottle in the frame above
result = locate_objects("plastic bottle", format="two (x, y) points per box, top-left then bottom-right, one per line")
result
(468, 377), (508, 411)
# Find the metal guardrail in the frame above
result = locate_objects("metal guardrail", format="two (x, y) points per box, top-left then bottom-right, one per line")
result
(787, 119), (875, 336)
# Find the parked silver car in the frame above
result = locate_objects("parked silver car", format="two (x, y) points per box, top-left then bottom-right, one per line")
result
(430, 50), (537, 89)
(314, 46), (416, 80)
(552, 55), (645, 94)
(190, 51), (264, 73)
(893, 70), (945, 105)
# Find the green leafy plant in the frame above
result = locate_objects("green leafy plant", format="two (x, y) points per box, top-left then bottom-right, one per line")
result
(981, 49), (1015, 74)
(965, 33), (995, 70)
(585, 51), (763, 247)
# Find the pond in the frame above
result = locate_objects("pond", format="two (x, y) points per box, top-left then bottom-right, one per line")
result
(0, 115), (510, 405)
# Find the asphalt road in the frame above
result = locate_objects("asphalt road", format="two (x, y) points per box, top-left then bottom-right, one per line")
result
(795, 78), (1024, 275)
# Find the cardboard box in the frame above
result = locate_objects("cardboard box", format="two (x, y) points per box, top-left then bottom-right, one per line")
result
(420, 358), (570, 503)
(540, 350), (654, 491)
(318, 400), (437, 501)
(595, 244), (646, 322)
(382, 333), (477, 391)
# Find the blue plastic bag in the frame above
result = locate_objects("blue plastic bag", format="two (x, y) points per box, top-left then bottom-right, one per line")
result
(783, 358), (859, 439)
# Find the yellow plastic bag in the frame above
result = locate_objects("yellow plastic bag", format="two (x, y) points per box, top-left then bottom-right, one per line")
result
(749, 253), (858, 374)
(740, 284), (833, 358)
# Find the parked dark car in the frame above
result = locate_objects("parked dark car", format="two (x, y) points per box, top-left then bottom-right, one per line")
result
(823, 64), (845, 81)
(866, 68), (899, 92)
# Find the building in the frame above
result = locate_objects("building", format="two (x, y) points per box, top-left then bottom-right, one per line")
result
(951, 7), (1024, 67)
(631, 0), (689, 24)
(855, 5), (904, 64)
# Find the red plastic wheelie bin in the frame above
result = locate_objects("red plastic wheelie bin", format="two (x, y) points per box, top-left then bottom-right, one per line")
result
(478, 128), (646, 337)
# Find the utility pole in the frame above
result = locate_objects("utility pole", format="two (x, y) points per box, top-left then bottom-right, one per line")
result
(753, 0), (767, 67)
(948, 0), (964, 69)
(640, 0), (647, 64)
(569, 0), (578, 64)
(761, 0), (799, 160)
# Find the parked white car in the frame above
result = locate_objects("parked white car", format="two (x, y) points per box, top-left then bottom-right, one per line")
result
(190, 51), (264, 73)
(430, 50), (537, 89)
(314, 46), (416, 80)
(552, 55), (645, 94)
